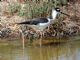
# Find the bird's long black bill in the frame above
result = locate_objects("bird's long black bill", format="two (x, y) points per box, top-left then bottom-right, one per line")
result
(60, 12), (70, 17)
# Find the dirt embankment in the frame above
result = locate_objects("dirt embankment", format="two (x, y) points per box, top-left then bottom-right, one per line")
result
(0, 1), (80, 40)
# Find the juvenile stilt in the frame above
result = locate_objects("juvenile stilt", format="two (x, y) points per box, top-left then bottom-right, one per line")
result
(16, 8), (69, 47)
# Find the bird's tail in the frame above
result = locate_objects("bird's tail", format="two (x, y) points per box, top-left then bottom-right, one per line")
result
(16, 21), (31, 25)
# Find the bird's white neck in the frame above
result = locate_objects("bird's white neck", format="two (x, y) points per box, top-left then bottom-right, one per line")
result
(52, 10), (58, 20)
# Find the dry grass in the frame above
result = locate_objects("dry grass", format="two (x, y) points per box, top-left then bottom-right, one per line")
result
(0, 0), (80, 42)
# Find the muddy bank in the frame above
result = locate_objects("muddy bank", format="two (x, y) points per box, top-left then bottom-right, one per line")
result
(0, 1), (80, 40)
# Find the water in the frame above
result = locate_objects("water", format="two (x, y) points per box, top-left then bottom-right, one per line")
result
(0, 38), (80, 60)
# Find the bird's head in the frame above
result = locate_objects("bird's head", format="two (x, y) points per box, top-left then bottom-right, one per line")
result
(54, 7), (70, 17)
(51, 7), (70, 20)
(54, 8), (60, 12)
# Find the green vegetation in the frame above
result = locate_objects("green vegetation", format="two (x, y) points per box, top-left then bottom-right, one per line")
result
(8, 3), (21, 15)
(8, 0), (68, 18)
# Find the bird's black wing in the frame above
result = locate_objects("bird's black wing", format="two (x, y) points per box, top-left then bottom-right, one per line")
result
(17, 18), (48, 25)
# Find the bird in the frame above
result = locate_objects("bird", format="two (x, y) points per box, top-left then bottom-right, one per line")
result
(16, 7), (69, 47)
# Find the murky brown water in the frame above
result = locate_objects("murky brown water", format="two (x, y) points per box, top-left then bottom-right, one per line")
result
(0, 37), (80, 60)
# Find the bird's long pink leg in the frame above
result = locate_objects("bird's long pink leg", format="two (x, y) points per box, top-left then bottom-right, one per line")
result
(39, 31), (43, 47)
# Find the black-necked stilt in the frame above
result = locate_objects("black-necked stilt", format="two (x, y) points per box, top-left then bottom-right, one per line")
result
(17, 7), (69, 47)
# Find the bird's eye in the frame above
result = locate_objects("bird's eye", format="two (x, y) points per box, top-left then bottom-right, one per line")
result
(57, 9), (60, 11)
(54, 8), (60, 12)
(57, 9), (60, 12)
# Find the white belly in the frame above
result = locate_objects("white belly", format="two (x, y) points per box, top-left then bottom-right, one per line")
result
(27, 22), (50, 31)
